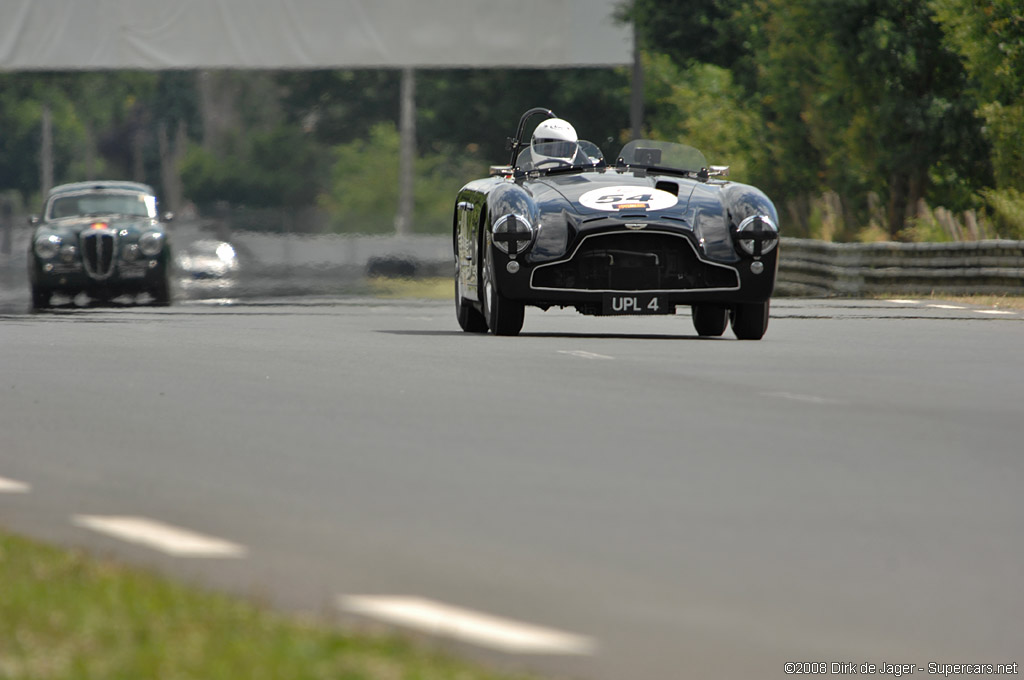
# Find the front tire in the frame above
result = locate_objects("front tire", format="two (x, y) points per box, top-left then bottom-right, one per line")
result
(691, 304), (728, 337)
(454, 266), (487, 333)
(481, 236), (524, 336)
(30, 285), (51, 310)
(730, 301), (770, 340)
(151, 272), (172, 306)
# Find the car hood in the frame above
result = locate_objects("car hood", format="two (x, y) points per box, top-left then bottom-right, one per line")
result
(38, 216), (162, 238)
(530, 172), (706, 217)
(521, 170), (741, 263)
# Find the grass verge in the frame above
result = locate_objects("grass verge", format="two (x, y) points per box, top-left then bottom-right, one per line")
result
(0, 529), (534, 680)
(367, 276), (451, 300)
(872, 293), (1024, 310)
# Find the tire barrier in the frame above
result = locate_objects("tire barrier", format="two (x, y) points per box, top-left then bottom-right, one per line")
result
(776, 237), (1024, 297)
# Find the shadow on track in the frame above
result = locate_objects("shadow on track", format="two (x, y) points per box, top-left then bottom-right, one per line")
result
(378, 329), (728, 341)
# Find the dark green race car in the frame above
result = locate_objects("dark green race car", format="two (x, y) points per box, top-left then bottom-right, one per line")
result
(28, 181), (173, 309)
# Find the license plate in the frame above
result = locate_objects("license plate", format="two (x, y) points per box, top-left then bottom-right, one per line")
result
(602, 293), (667, 315)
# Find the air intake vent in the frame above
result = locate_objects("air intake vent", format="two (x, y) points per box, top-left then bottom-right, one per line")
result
(81, 230), (117, 280)
(532, 232), (739, 291)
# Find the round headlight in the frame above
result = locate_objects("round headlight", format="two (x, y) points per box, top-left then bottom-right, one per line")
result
(138, 231), (165, 257)
(736, 215), (779, 256)
(59, 244), (77, 263)
(215, 242), (236, 263)
(34, 234), (61, 259)
(492, 214), (536, 255)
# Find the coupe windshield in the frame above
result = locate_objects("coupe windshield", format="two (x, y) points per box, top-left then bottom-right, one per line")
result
(48, 192), (156, 220)
(618, 140), (708, 173)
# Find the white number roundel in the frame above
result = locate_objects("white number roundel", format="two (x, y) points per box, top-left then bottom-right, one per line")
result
(578, 185), (678, 212)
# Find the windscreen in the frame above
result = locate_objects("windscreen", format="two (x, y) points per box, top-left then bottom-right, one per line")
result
(618, 140), (708, 173)
(516, 140), (605, 172)
(48, 193), (156, 220)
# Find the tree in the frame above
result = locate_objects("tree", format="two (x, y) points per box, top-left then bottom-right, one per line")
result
(0, 71), (201, 210)
(630, 0), (995, 238)
(932, 0), (1024, 237)
(180, 126), (325, 210)
(810, 0), (990, 235)
(317, 122), (484, 235)
(641, 54), (760, 178)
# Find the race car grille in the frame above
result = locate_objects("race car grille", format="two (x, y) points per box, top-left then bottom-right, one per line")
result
(531, 232), (739, 291)
(80, 230), (117, 280)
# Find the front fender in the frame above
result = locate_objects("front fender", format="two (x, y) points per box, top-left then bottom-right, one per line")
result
(721, 183), (779, 231)
(487, 182), (540, 230)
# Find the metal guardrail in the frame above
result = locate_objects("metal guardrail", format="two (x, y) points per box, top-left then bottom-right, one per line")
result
(7, 219), (1023, 299)
(776, 237), (1024, 297)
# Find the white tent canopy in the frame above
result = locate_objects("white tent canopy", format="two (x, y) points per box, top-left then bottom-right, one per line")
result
(0, 0), (631, 70)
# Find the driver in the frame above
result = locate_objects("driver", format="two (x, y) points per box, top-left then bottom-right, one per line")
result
(530, 118), (580, 166)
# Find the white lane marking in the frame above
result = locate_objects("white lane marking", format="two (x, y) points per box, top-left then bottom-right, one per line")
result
(192, 298), (239, 306)
(72, 515), (247, 558)
(558, 350), (614, 360)
(886, 300), (1019, 316)
(0, 476), (31, 493)
(763, 391), (842, 405)
(340, 595), (596, 655)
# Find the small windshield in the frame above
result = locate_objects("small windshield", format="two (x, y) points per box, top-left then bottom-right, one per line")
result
(618, 140), (708, 173)
(47, 192), (156, 220)
(517, 140), (605, 172)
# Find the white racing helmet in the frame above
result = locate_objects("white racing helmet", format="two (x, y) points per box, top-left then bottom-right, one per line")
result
(530, 118), (579, 166)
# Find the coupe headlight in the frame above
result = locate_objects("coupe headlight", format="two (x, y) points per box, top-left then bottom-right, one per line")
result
(735, 215), (779, 256)
(138, 231), (165, 257)
(34, 234), (61, 259)
(215, 242), (236, 263)
(491, 214), (536, 256)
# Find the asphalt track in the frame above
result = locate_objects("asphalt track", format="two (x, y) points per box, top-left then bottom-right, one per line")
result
(1, 295), (1022, 680)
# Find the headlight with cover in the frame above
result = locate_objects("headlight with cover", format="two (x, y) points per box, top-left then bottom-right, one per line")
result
(735, 215), (779, 256)
(34, 234), (61, 259)
(491, 214), (536, 256)
(138, 231), (165, 257)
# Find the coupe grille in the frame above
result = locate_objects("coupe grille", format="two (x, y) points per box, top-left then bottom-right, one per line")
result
(81, 230), (117, 280)
(532, 232), (738, 291)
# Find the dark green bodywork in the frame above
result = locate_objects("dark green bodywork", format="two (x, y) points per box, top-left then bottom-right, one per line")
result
(28, 181), (173, 308)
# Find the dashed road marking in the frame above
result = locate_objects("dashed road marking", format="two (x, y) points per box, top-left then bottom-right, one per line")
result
(191, 298), (239, 306)
(886, 299), (1020, 317)
(0, 476), (31, 493)
(764, 391), (843, 405)
(558, 350), (614, 360)
(72, 515), (247, 558)
(340, 595), (596, 655)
